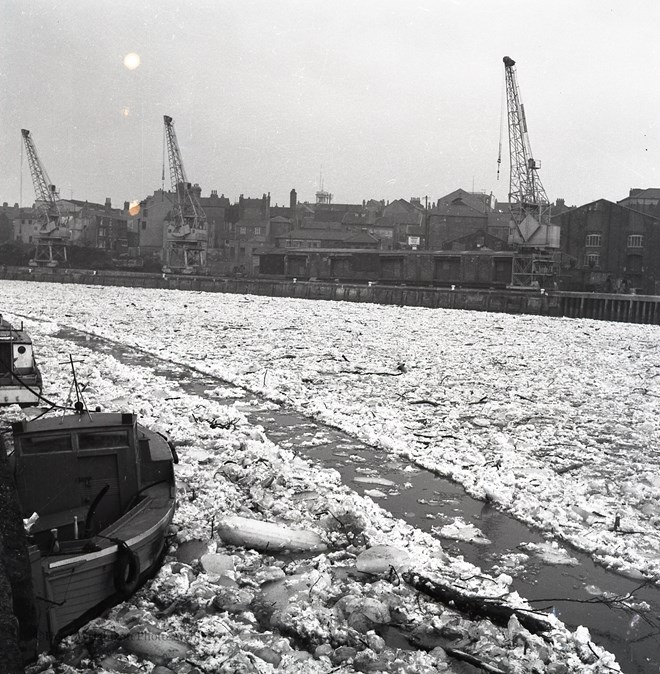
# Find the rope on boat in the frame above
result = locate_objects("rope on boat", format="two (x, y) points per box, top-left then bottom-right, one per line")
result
(0, 355), (77, 412)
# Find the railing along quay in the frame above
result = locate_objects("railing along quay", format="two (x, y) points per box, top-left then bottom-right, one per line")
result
(1, 266), (659, 326)
(557, 291), (660, 324)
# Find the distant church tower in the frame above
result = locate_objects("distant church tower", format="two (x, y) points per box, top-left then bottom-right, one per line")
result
(315, 169), (333, 205)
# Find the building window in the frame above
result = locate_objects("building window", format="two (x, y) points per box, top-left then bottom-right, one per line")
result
(141, 221), (146, 230)
(586, 253), (600, 267)
(626, 254), (643, 273)
(254, 227), (262, 236)
(627, 234), (643, 248)
(239, 226), (247, 236)
(585, 233), (601, 247)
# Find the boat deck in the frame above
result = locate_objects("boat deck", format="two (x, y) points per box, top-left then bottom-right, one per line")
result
(34, 482), (173, 562)
(102, 482), (173, 543)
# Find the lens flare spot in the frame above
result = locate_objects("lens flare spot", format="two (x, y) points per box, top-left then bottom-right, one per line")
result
(128, 201), (141, 217)
(123, 52), (141, 70)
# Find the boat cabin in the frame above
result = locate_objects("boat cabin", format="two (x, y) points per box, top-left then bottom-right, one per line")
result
(12, 412), (174, 552)
(0, 315), (42, 406)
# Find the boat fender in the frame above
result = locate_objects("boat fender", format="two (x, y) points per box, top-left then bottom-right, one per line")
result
(114, 541), (140, 597)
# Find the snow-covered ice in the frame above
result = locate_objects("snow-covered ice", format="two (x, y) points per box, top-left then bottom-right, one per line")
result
(434, 517), (492, 545)
(4, 281), (658, 583)
(0, 279), (646, 672)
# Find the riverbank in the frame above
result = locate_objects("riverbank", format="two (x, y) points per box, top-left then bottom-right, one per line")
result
(2, 265), (660, 324)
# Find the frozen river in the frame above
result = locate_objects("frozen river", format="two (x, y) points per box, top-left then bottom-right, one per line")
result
(53, 325), (660, 673)
(3, 279), (659, 672)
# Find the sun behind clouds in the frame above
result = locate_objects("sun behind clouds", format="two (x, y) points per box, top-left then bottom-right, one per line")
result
(123, 52), (141, 70)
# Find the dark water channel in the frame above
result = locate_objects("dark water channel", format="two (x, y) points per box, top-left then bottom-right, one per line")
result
(54, 329), (660, 673)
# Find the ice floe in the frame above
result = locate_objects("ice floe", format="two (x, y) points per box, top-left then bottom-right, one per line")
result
(0, 281), (638, 672)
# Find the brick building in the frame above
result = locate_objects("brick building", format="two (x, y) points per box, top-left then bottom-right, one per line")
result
(126, 190), (172, 260)
(555, 199), (660, 293)
(199, 190), (231, 274)
(270, 189), (299, 232)
(83, 198), (130, 253)
(618, 188), (660, 215)
(275, 228), (379, 249)
(227, 194), (271, 274)
(379, 198), (425, 249)
(10, 198), (129, 253)
(427, 189), (490, 249)
(1, 203), (21, 242)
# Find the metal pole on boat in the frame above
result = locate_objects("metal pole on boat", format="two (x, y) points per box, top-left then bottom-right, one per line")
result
(70, 355), (82, 410)
(64, 354), (90, 415)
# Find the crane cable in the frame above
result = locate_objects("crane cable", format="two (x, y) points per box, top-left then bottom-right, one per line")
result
(497, 71), (506, 181)
(19, 135), (24, 208)
(0, 355), (79, 413)
(161, 125), (166, 194)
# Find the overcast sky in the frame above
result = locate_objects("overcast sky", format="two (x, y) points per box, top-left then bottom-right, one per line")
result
(2, 0), (659, 209)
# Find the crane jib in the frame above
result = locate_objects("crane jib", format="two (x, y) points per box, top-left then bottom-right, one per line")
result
(162, 115), (209, 274)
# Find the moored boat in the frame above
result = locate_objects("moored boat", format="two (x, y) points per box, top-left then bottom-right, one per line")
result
(0, 315), (43, 407)
(10, 409), (177, 655)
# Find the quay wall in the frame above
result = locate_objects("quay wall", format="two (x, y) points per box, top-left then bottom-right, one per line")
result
(1, 267), (660, 326)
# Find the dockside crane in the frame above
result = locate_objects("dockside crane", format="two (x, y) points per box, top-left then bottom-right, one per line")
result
(21, 129), (70, 266)
(162, 115), (208, 274)
(502, 56), (560, 288)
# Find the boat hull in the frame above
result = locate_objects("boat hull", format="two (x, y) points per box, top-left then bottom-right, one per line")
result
(30, 482), (175, 651)
(13, 412), (178, 658)
(0, 383), (41, 405)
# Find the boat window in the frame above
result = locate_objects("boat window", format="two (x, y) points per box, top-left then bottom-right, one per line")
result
(21, 434), (73, 454)
(78, 430), (129, 450)
(0, 343), (11, 374)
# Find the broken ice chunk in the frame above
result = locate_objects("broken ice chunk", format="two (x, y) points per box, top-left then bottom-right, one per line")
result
(215, 515), (327, 552)
(356, 545), (411, 574)
(519, 541), (579, 566)
(353, 476), (396, 487)
(434, 518), (492, 545)
(363, 489), (387, 499)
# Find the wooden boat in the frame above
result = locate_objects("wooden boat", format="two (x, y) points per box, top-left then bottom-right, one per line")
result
(0, 315), (43, 407)
(10, 409), (177, 653)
